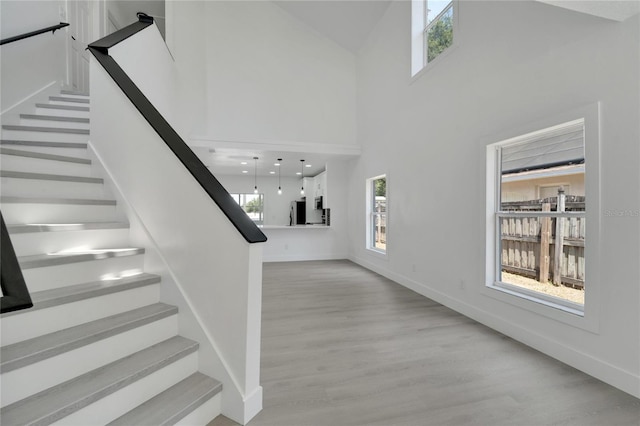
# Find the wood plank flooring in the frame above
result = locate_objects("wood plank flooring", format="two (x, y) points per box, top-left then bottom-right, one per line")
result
(211, 260), (640, 426)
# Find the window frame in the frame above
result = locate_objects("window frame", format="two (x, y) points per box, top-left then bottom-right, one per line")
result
(411, 0), (458, 79)
(366, 174), (388, 256)
(230, 192), (264, 225)
(484, 103), (601, 332)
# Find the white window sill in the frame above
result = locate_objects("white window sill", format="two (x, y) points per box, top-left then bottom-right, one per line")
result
(482, 282), (598, 334)
(366, 247), (388, 260)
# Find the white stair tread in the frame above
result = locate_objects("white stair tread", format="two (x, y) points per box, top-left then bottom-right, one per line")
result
(0, 336), (198, 426)
(0, 147), (91, 164)
(0, 140), (87, 149)
(1, 170), (102, 184)
(35, 103), (90, 112)
(18, 247), (144, 269)
(1, 196), (116, 206)
(109, 373), (222, 426)
(7, 222), (126, 234)
(2, 272), (158, 315)
(1, 302), (177, 373)
(20, 114), (89, 124)
(49, 96), (90, 104)
(2, 125), (90, 135)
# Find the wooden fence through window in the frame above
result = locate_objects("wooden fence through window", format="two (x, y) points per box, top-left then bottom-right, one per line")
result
(500, 194), (585, 288)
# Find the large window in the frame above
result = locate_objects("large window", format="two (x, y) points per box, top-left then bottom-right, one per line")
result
(487, 119), (587, 312)
(367, 175), (387, 253)
(412, 0), (455, 76)
(230, 193), (264, 225)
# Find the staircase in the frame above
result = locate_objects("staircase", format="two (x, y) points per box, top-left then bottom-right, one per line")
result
(0, 91), (223, 425)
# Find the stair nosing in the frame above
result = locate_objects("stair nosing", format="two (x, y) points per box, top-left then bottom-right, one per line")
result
(0, 303), (177, 373)
(1, 273), (159, 317)
(7, 221), (127, 234)
(0, 147), (91, 164)
(35, 103), (90, 112)
(0, 139), (88, 148)
(2, 125), (90, 135)
(0, 170), (103, 184)
(0, 196), (116, 206)
(18, 248), (145, 269)
(20, 114), (90, 124)
(0, 336), (198, 426)
(49, 96), (90, 104)
(107, 373), (222, 426)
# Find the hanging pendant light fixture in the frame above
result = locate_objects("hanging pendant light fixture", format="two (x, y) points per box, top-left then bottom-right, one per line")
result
(253, 157), (259, 194)
(300, 159), (305, 195)
(277, 158), (283, 195)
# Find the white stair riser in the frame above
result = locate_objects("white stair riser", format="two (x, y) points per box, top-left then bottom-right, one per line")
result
(35, 108), (90, 119)
(0, 145), (89, 158)
(1, 315), (179, 407)
(0, 202), (119, 223)
(1, 130), (89, 143)
(1, 284), (160, 346)
(0, 155), (92, 177)
(22, 254), (145, 292)
(51, 353), (198, 426)
(175, 393), (222, 426)
(10, 228), (130, 257)
(1, 178), (107, 200)
(48, 100), (91, 108)
(19, 118), (90, 130)
(58, 93), (90, 100)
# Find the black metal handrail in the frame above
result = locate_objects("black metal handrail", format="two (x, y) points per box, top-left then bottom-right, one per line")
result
(1, 212), (33, 314)
(0, 22), (69, 46)
(88, 16), (267, 244)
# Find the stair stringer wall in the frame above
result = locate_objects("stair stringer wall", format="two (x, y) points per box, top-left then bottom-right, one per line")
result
(88, 59), (264, 425)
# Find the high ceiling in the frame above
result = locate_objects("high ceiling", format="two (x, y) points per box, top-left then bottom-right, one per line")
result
(273, 0), (392, 53)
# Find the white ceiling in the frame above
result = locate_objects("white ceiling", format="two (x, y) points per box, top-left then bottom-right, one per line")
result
(536, 0), (640, 22)
(274, 0), (392, 53)
(202, 148), (352, 178)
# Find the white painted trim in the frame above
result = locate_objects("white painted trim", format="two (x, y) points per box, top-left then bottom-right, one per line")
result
(349, 254), (640, 399)
(240, 385), (263, 425)
(263, 253), (348, 263)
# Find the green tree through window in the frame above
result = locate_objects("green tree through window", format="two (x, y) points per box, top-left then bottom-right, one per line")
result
(427, 6), (453, 63)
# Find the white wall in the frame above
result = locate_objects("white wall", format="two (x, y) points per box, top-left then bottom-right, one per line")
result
(201, 1), (357, 146)
(350, 1), (639, 397)
(0, 0), (67, 114)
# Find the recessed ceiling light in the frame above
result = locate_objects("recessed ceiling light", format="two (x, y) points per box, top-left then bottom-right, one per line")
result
(242, 170), (248, 174)
(241, 161), (248, 165)
(269, 171), (275, 174)
(305, 164), (312, 168)
(274, 162), (280, 166)
(296, 172), (302, 175)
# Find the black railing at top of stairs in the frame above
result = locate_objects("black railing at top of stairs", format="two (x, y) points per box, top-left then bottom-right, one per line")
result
(0, 212), (33, 314)
(87, 14), (266, 244)
(0, 22), (69, 46)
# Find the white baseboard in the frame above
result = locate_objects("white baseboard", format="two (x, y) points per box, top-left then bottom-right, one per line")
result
(263, 253), (348, 263)
(349, 255), (640, 399)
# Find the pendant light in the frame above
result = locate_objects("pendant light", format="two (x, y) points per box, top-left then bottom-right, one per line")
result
(277, 158), (283, 195)
(253, 157), (259, 194)
(300, 159), (305, 195)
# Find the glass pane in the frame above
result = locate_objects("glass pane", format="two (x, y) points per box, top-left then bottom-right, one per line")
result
(426, 0), (451, 24)
(230, 193), (264, 225)
(373, 213), (386, 251)
(426, 5), (453, 62)
(499, 215), (585, 305)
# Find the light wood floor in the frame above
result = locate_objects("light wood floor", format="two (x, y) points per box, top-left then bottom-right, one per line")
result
(211, 260), (640, 426)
